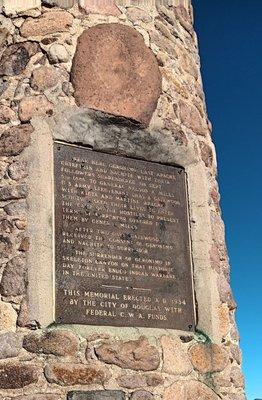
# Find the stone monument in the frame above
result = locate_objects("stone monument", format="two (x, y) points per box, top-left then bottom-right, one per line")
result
(0, 0), (245, 399)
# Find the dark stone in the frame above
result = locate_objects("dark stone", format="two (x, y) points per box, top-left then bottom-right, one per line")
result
(0, 184), (28, 201)
(23, 330), (79, 356)
(0, 235), (12, 259)
(0, 42), (40, 76)
(0, 219), (14, 234)
(0, 77), (9, 96)
(0, 124), (33, 156)
(0, 362), (38, 389)
(71, 23), (162, 126)
(44, 363), (109, 386)
(0, 255), (27, 296)
(68, 391), (125, 400)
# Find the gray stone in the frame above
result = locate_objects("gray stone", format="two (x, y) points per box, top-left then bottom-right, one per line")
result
(4, 199), (28, 217)
(0, 332), (22, 359)
(0, 235), (12, 259)
(131, 391), (153, 400)
(0, 184), (28, 201)
(0, 255), (27, 296)
(42, 0), (76, 9)
(14, 395), (61, 400)
(8, 161), (28, 181)
(68, 391), (125, 400)
(48, 43), (69, 64)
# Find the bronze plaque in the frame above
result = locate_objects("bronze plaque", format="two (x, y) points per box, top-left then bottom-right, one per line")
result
(54, 142), (195, 330)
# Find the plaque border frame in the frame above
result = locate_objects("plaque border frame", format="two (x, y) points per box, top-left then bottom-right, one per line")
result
(24, 105), (221, 342)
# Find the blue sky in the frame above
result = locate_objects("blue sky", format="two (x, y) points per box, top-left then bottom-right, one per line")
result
(192, 1), (262, 398)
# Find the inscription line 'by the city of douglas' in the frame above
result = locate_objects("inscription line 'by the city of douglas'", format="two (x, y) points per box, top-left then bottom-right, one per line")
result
(54, 141), (195, 331)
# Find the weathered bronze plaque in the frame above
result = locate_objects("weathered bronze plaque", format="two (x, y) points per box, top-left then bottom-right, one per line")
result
(54, 142), (195, 330)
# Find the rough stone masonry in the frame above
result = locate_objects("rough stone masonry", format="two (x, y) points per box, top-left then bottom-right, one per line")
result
(0, 1), (246, 400)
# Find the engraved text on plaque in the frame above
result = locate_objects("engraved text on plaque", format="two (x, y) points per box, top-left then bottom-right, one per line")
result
(54, 142), (195, 330)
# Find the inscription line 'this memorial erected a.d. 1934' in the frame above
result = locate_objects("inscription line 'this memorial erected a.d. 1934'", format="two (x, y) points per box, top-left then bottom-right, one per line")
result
(54, 142), (195, 330)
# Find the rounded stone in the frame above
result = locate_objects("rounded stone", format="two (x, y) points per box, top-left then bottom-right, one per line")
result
(48, 43), (69, 64)
(8, 161), (28, 181)
(189, 343), (229, 374)
(23, 329), (79, 356)
(18, 95), (54, 122)
(71, 23), (162, 126)
(30, 66), (59, 92)
(164, 380), (220, 400)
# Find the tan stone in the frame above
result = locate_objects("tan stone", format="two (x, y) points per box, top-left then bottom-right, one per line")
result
(23, 330), (79, 356)
(0, 300), (17, 332)
(96, 336), (160, 371)
(18, 95), (54, 122)
(30, 66), (59, 92)
(44, 362), (109, 385)
(117, 372), (163, 389)
(218, 303), (231, 338)
(20, 10), (73, 38)
(161, 336), (192, 375)
(0, 105), (16, 123)
(0, 124), (32, 156)
(14, 396), (60, 400)
(200, 141), (214, 168)
(0, 332), (22, 360)
(179, 100), (209, 136)
(126, 7), (152, 23)
(71, 24), (162, 126)
(117, 373), (147, 389)
(79, 0), (120, 15)
(0, 362), (39, 389)
(230, 366), (245, 388)
(3, 0), (41, 15)
(164, 380), (220, 400)
(189, 343), (229, 373)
